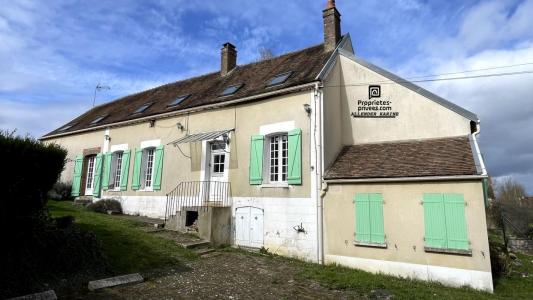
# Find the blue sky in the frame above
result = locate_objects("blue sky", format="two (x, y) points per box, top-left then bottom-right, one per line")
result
(1, 0), (533, 193)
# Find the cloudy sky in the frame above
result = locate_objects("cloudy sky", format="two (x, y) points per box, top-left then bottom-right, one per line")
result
(1, 0), (532, 192)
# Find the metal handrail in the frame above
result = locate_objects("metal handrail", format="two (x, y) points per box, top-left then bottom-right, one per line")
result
(165, 181), (232, 222)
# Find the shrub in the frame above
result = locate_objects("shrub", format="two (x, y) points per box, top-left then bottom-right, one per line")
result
(48, 181), (73, 201)
(1, 130), (66, 222)
(87, 199), (123, 214)
(489, 238), (512, 280)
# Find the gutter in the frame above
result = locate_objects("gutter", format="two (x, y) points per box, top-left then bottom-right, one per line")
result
(41, 82), (318, 140)
(324, 175), (488, 184)
(471, 121), (487, 175)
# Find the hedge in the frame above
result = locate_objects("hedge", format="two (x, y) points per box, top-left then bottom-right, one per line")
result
(0, 131), (67, 221)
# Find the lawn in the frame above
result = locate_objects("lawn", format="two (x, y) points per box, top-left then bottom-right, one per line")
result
(48, 200), (532, 299)
(48, 200), (196, 275)
(297, 241), (533, 299)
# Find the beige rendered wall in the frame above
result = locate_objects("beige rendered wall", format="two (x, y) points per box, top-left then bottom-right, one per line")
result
(323, 180), (491, 272)
(332, 55), (472, 145)
(322, 58), (343, 170)
(44, 90), (313, 199)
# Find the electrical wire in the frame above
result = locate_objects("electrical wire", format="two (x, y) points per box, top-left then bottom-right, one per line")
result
(324, 70), (533, 88)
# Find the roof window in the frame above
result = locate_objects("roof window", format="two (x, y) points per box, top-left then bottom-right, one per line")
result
(219, 84), (243, 97)
(266, 71), (292, 87)
(57, 123), (76, 132)
(132, 102), (153, 114)
(167, 95), (190, 108)
(89, 115), (108, 125)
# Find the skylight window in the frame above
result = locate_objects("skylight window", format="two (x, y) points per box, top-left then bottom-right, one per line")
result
(132, 103), (153, 114)
(267, 71), (293, 87)
(57, 124), (75, 132)
(89, 115), (108, 125)
(220, 84), (243, 97)
(167, 95), (190, 107)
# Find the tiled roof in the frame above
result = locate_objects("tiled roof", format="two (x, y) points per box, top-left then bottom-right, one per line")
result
(43, 43), (332, 138)
(324, 136), (479, 180)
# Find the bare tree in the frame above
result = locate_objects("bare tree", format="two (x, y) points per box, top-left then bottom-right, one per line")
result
(496, 177), (526, 206)
(258, 47), (274, 61)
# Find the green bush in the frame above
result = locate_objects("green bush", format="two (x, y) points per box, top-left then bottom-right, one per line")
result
(47, 181), (73, 201)
(87, 199), (123, 214)
(1, 130), (66, 221)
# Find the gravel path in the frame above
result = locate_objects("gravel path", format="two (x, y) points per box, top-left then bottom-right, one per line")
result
(82, 250), (360, 300)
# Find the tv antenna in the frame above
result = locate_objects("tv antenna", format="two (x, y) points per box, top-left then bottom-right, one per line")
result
(92, 83), (111, 107)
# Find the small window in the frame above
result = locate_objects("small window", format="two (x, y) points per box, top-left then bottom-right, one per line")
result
(57, 123), (75, 132)
(220, 84), (243, 97)
(132, 103), (153, 115)
(89, 115), (108, 125)
(267, 134), (288, 183)
(109, 151), (123, 190)
(266, 71), (292, 87)
(167, 95), (190, 108)
(143, 148), (155, 189)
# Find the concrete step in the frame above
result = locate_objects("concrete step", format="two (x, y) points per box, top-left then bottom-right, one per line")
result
(177, 240), (210, 249)
(194, 248), (215, 256)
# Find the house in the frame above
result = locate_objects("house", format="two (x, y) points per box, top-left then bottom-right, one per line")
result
(41, 1), (493, 292)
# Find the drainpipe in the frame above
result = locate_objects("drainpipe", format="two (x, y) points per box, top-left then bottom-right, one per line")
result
(314, 82), (325, 265)
(472, 121), (487, 176)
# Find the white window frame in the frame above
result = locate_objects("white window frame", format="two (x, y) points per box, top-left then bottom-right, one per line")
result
(139, 139), (160, 192)
(144, 147), (155, 190)
(112, 151), (123, 191)
(258, 121), (295, 188)
(266, 133), (288, 183)
(109, 144), (129, 192)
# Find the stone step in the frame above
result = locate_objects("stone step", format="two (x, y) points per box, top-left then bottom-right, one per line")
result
(88, 273), (144, 291)
(177, 240), (210, 249)
(8, 290), (57, 300)
(194, 248), (215, 256)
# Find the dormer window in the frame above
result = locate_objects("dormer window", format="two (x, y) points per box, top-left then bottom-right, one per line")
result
(89, 115), (108, 125)
(167, 95), (190, 108)
(266, 72), (292, 87)
(220, 84), (243, 97)
(132, 103), (153, 115)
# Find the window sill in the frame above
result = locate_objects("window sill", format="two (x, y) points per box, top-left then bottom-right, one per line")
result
(139, 189), (154, 192)
(424, 247), (472, 256)
(260, 183), (289, 188)
(353, 241), (387, 249)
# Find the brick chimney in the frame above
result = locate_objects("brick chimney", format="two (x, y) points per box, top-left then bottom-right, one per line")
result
(221, 42), (237, 76)
(323, 0), (341, 52)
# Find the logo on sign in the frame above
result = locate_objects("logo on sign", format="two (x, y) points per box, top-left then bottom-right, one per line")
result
(369, 85), (381, 99)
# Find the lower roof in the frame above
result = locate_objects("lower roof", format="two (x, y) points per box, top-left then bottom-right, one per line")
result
(324, 136), (480, 180)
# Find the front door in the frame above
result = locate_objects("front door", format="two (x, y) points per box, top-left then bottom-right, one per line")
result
(208, 142), (227, 202)
(235, 206), (264, 248)
(84, 155), (96, 196)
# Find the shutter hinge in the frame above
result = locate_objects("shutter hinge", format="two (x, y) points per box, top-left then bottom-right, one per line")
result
(423, 237), (425, 241)
(420, 201), (424, 205)
(465, 202), (468, 207)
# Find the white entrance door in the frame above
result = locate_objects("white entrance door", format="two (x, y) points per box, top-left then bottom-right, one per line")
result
(235, 206), (264, 248)
(85, 155), (96, 196)
(208, 142), (227, 202)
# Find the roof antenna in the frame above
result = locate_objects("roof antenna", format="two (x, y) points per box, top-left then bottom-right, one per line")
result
(92, 83), (111, 107)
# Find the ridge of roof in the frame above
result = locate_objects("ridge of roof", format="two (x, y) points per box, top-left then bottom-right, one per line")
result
(337, 48), (479, 122)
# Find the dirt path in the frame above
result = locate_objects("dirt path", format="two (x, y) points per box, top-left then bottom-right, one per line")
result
(82, 250), (360, 300)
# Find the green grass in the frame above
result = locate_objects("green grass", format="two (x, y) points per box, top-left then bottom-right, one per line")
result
(298, 244), (533, 299)
(48, 200), (196, 274)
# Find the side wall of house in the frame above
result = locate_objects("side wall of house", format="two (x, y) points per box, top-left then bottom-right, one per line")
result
(322, 54), (473, 147)
(323, 180), (492, 292)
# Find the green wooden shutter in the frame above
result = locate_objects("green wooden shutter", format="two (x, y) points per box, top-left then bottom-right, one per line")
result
(369, 193), (385, 244)
(153, 145), (164, 190)
(423, 193), (447, 248)
(355, 194), (371, 242)
(71, 155), (84, 197)
(444, 193), (469, 250)
(102, 152), (112, 191)
(92, 153), (103, 197)
(249, 135), (264, 185)
(287, 128), (302, 185)
(120, 150), (131, 191)
(131, 149), (143, 190)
